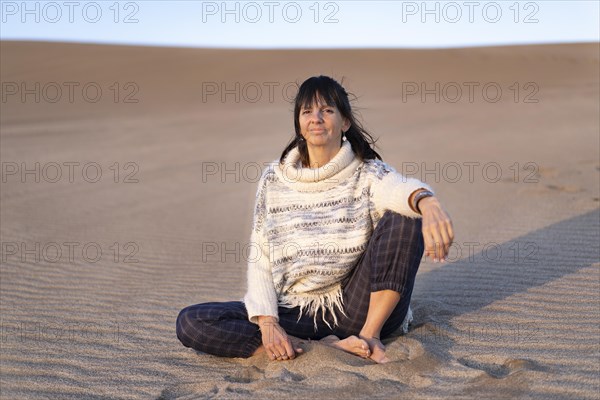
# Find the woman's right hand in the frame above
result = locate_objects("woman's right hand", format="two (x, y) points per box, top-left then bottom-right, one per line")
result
(257, 316), (303, 361)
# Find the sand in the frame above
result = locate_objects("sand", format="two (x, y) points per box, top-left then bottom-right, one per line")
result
(0, 41), (598, 399)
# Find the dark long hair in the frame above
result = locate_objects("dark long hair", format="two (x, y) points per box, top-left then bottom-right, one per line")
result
(279, 76), (382, 166)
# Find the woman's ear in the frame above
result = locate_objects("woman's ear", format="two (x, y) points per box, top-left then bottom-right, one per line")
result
(342, 118), (351, 132)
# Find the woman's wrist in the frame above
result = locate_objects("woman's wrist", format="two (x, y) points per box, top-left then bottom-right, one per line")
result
(409, 188), (434, 214)
(257, 315), (278, 325)
(417, 196), (438, 213)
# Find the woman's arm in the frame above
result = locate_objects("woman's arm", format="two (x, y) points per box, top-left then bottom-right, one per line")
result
(243, 228), (280, 324)
(244, 166), (303, 361)
(243, 168), (280, 324)
(369, 160), (454, 261)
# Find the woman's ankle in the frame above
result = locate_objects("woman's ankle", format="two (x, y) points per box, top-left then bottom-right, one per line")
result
(358, 330), (381, 340)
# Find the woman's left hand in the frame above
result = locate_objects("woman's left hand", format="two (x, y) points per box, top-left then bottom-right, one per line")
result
(418, 197), (454, 262)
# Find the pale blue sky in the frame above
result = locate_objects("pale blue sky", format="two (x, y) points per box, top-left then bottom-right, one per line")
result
(1, 0), (598, 48)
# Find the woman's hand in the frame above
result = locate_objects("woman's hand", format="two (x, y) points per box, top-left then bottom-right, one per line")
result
(418, 196), (454, 262)
(257, 316), (302, 361)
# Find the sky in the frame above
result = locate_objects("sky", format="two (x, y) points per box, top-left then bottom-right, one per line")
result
(0, 0), (598, 48)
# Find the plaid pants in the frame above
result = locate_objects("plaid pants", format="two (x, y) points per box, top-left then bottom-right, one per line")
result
(176, 211), (424, 358)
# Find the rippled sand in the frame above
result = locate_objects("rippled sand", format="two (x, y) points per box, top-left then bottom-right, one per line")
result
(1, 41), (598, 399)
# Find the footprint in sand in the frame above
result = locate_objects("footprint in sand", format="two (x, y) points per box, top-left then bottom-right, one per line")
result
(224, 365), (264, 383)
(457, 357), (547, 379)
(275, 367), (306, 382)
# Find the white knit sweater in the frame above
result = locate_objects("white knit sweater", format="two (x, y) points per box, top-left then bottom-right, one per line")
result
(241, 141), (432, 332)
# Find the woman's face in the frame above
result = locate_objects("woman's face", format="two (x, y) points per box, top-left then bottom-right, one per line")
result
(299, 100), (350, 150)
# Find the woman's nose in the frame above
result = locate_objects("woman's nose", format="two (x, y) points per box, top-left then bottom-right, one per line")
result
(310, 110), (324, 122)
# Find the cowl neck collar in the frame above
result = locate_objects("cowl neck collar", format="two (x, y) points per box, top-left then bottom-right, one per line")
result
(274, 141), (362, 192)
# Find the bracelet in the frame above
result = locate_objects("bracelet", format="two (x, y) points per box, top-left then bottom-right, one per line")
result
(413, 190), (434, 214)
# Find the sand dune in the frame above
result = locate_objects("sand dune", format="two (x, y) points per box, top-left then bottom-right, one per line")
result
(1, 41), (598, 399)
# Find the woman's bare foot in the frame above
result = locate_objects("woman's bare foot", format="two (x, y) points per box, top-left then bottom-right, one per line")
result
(359, 335), (391, 364)
(320, 335), (371, 358)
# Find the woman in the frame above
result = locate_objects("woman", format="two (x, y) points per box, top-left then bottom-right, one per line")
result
(177, 75), (453, 364)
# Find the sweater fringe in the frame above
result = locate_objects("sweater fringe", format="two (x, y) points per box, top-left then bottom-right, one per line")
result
(278, 284), (348, 331)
